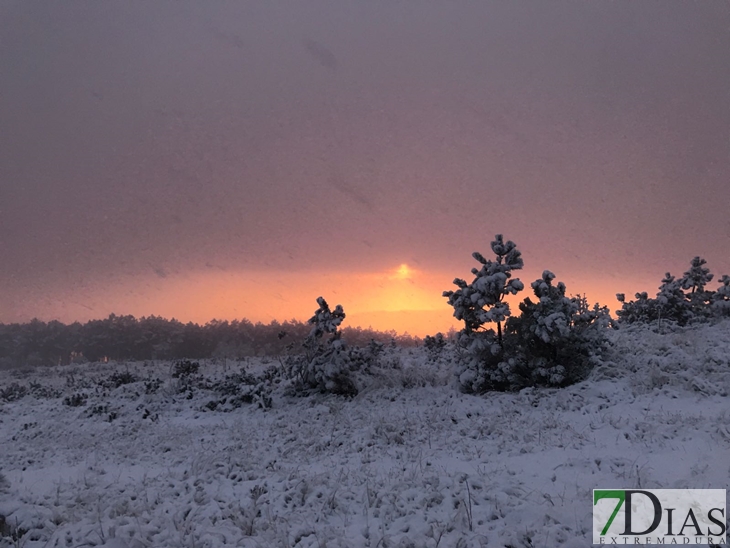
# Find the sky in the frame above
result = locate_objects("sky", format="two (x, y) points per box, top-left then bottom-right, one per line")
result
(1, 1), (729, 336)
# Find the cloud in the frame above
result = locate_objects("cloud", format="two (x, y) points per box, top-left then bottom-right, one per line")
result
(303, 38), (338, 71)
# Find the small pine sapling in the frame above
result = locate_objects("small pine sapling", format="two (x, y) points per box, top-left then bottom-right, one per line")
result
(293, 297), (358, 395)
(656, 273), (693, 325)
(509, 271), (611, 387)
(712, 274), (730, 316)
(443, 234), (524, 345)
(680, 256), (715, 317)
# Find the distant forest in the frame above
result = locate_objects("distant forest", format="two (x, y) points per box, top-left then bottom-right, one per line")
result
(0, 315), (422, 368)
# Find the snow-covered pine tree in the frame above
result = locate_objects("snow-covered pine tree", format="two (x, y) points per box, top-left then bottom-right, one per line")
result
(423, 332), (448, 362)
(616, 258), (723, 326)
(616, 292), (658, 324)
(616, 272), (692, 326)
(655, 272), (693, 325)
(442, 234), (524, 344)
(307, 297), (346, 342)
(518, 271), (575, 343)
(681, 256), (714, 295)
(680, 256), (715, 317)
(506, 271), (610, 387)
(292, 297), (358, 395)
(712, 274), (730, 316)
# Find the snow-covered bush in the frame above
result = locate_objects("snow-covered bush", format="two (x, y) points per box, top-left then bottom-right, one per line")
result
(455, 273), (611, 393)
(209, 367), (277, 409)
(99, 370), (139, 389)
(63, 393), (87, 407)
(446, 239), (610, 392)
(615, 291), (657, 324)
(682, 256), (714, 299)
(617, 257), (728, 326)
(288, 297), (360, 396)
(172, 360), (200, 379)
(169, 359), (205, 394)
(713, 275), (730, 316)
(423, 333), (448, 362)
(504, 272), (612, 388)
(451, 329), (506, 393)
(0, 382), (28, 402)
(27, 381), (60, 399)
(656, 272), (694, 324)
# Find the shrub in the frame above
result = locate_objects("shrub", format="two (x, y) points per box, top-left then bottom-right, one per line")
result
(713, 275), (730, 316)
(170, 360), (207, 394)
(63, 393), (87, 407)
(446, 239), (610, 393)
(28, 381), (61, 399)
(682, 256), (714, 301)
(617, 257), (729, 325)
(101, 371), (139, 389)
(503, 274), (612, 389)
(144, 378), (163, 394)
(172, 360), (200, 379)
(210, 368), (276, 410)
(88, 404), (109, 417)
(0, 383), (28, 402)
(655, 273), (694, 324)
(423, 333), (447, 362)
(288, 297), (359, 396)
(616, 292), (658, 324)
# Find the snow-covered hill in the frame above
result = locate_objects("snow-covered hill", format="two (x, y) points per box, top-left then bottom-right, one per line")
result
(1, 321), (729, 547)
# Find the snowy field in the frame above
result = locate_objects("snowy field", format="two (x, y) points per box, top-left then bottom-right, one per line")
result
(1, 321), (729, 548)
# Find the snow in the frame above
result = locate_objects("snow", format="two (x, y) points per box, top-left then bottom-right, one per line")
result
(1, 321), (729, 547)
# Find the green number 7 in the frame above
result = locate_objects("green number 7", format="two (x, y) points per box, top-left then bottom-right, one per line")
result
(594, 490), (626, 536)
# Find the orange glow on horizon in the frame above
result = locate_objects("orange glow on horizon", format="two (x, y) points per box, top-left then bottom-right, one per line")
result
(16, 265), (457, 336)
(6, 264), (649, 337)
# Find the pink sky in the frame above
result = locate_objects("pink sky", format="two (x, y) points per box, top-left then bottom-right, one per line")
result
(2, 1), (729, 335)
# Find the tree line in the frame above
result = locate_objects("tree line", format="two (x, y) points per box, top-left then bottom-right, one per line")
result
(0, 315), (420, 368)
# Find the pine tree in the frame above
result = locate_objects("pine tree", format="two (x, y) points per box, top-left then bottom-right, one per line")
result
(307, 297), (346, 341)
(712, 274), (730, 316)
(292, 297), (357, 395)
(446, 240), (609, 393)
(656, 273), (692, 324)
(443, 234), (524, 344)
(616, 292), (658, 324)
(423, 332), (448, 362)
(681, 256), (714, 294)
(680, 256), (715, 317)
(519, 271), (575, 344)
(507, 271), (611, 387)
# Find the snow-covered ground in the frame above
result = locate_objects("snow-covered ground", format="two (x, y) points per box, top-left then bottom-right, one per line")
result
(1, 321), (729, 547)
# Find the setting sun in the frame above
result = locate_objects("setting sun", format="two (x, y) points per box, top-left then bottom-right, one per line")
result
(395, 264), (413, 280)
